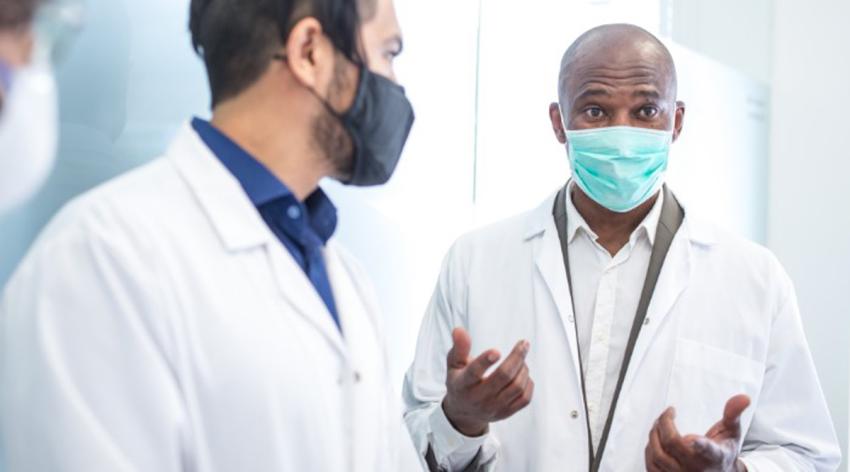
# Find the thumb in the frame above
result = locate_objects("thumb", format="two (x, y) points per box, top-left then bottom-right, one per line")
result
(447, 327), (472, 369)
(721, 394), (751, 433)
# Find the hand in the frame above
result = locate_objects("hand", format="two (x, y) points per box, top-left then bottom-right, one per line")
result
(441, 327), (534, 437)
(645, 394), (751, 472)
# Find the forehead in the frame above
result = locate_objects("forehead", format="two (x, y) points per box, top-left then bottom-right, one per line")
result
(562, 38), (674, 101)
(362, 0), (400, 37)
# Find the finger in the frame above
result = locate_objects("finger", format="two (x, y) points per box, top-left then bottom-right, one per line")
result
(495, 364), (530, 404)
(483, 339), (530, 391)
(645, 444), (660, 472)
(648, 426), (683, 472)
(721, 394), (751, 435)
(496, 378), (535, 419)
(656, 408), (679, 445)
(446, 328), (472, 369)
(458, 349), (501, 387)
(656, 408), (692, 463)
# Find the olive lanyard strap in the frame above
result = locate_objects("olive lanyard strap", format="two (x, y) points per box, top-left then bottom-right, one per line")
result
(552, 183), (684, 471)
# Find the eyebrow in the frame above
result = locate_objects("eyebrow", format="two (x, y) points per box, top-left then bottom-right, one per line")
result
(574, 88), (612, 102)
(633, 89), (661, 99)
(572, 87), (663, 103)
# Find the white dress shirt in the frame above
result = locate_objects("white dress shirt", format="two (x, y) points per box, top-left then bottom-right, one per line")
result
(566, 184), (663, 450)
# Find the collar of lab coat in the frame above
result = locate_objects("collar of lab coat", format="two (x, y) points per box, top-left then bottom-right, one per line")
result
(166, 123), (352, 356)
(523, 186), (719, 248)
(564, 180), (665, 248)
(167, 122), (275, 252)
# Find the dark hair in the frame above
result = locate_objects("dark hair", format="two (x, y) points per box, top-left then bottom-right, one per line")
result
(189, 0), (373, 107)
(0, 0), (42, 29)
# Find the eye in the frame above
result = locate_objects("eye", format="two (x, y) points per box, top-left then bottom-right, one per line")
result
(383, 48), (401, 62)
(583, 106), (606, 120)
(638, 105), (660, 119)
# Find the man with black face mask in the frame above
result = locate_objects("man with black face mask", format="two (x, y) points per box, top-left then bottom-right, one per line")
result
(0, 0), (420, 470)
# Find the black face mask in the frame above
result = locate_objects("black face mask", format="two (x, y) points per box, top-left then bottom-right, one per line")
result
(275, 52), (415, 186)
(334, 66), (415, 187)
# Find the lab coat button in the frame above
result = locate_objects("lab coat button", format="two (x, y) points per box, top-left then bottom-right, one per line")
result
(353, 371), (362, 383)
(643, 318), (651, 326)
(570, 410), (579, 419)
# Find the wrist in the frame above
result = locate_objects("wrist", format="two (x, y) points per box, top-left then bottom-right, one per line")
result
(441, 398), (488, 437)
(735, 458), (747, 472)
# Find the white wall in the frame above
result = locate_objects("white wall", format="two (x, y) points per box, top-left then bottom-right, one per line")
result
(670, 1), (850, 466)
(770, 0), (850, 468)
(670, 0), (774, 85)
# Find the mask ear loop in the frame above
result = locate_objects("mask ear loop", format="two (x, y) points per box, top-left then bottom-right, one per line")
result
(271, 52), (359, 121)
(271, 52), (365, 185)
(557, 102), (571, 136)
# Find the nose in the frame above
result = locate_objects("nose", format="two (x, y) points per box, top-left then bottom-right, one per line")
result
(610, 110), (632, 127)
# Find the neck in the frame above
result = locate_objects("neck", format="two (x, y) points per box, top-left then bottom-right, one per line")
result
(210, 89), (330, 202)
(571, 185), (659, 255)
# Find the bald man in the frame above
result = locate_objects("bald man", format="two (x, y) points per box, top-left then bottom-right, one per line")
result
(403, 24), (840, 471)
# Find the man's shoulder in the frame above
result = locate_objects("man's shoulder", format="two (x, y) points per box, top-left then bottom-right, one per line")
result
(37, 156), (186, 248)
(457, 207), (541, 251)
(443, 199), (552, 273)
(684, 215), (790, 290)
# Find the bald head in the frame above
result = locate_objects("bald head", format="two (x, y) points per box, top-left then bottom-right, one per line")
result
(548, 23), (684, 141)
(558, 24), (677, 105)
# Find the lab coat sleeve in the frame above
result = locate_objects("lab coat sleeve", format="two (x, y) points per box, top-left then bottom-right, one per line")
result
(738, 258), (841, 472)
(402, 242), (500, 472)
(0, 212), (187, 471)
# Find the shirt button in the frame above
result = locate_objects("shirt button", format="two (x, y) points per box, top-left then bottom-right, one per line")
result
(570, 410), (579, 419)
(644, 318), (651, 326)
(287, 205), (301, 219)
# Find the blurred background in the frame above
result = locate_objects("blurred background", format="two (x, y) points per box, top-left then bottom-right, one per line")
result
(0, 0), (848, 468)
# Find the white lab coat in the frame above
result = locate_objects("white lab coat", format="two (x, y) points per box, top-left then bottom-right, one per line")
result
(0, 124), (422, 472)
(403, 190), (841, 471)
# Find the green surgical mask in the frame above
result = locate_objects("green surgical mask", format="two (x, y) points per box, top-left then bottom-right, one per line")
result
(565, 126), (673, 213)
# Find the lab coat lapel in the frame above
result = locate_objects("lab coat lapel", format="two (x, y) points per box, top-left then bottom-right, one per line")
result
(266, 243), (348, 357)
(168, 123), (347, 358)
(530, 194), (584, 390)
(620, 220), (692, 394)
(324, 243), (379, 341)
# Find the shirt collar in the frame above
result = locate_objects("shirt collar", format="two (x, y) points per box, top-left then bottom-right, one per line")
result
(192, 117), (290, 206)
(191, 117), (338, 244)
(565, 181), (664, 247)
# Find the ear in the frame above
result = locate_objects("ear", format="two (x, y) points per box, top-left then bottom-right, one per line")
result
(672, 100), (686, 142)
(284, 17), (334, 90)
(549, 102), (567, 144)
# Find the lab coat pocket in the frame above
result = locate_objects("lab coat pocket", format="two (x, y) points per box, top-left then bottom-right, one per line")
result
(665, 338), (763, 436)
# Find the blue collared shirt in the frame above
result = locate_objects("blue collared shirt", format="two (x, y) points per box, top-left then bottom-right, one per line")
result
(192, 118), (341, 330)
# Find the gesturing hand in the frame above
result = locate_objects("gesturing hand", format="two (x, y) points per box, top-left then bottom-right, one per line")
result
(645, 394), (751, 472)
(441, 327), (534, 437)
